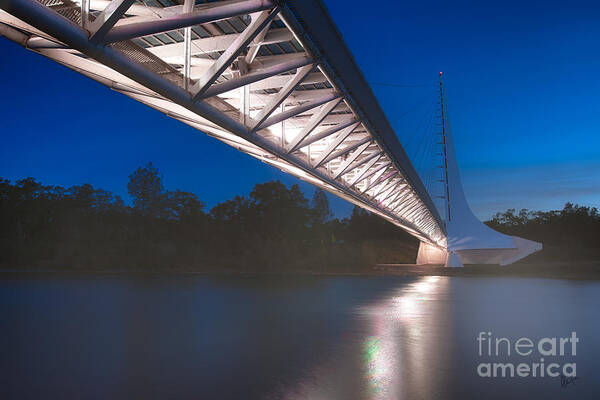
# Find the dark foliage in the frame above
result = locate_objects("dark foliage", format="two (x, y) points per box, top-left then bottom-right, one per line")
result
(486, 203), (600, 261)
(0, 165), (417, 272)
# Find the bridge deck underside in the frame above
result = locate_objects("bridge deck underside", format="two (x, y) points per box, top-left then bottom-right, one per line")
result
(0, 0), (445, 246)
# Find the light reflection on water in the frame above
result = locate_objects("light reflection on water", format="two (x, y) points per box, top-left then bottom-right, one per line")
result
(275, 276), (451, 400)
(3, 274), (599, 400)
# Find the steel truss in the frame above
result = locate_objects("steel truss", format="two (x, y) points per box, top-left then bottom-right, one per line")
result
(0, 0), (446, 246)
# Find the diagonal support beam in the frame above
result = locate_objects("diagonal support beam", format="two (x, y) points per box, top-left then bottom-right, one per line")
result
(0, 0), (445, 244)
(89, 0), (135, 44)
(378, 181), (404, 202)
(317, 137), (372, 168)
(391, 193), (412, 213)
(347, 154), (382, 186)
(382, 190), (402, 209)
(374, 182), (398, 203)
(312, 122), (360, 167)
(384, 185), (409, 206)
(250, 64), (314, 131)
(405, 204), (425, 221)
(332, 141), (372, 179)
(286, 98), (343, 152)
(146, 28), (293, 61)
(372, 175), (398, 199)
(102, 0), (275, 43)
(182, 0), (194, 91)
(364, 170), (397, 193)
(250, 72), (327, 92)
(399, 199), (421, 218)
(393, 195), (418, 214)
(351, 161), (390, 187)
(293, 118), (357, 151)
(339, 150), (382, 178)
(256, 92), (341, 130)
(245, 13), (270, 64)
(389, 190), (411, 212)
(360, 166), (391, 192)
(192, 9), (278, 100)
(412, 211), (428, 225)
(379, 181), (408, 205)
(199, 56), (313, 99)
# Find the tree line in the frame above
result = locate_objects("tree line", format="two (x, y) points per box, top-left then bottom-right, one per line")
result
(0, 163), (416, 271)
(1, 163), (598, 271)
(486, 203), (600, 261)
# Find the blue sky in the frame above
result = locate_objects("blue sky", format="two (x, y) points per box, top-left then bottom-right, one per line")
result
(1, 0), (599, 219)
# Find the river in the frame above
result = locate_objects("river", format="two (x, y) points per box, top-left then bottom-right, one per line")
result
(1, 273), (598, 399)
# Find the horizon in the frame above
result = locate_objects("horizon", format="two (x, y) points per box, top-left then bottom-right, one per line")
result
(1, 0), (599, 221)
(1, 167), (596, 221)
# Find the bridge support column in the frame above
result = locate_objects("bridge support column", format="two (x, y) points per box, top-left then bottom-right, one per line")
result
(416, 242), (465, 267)
(446, 251), (463, 267)
(416, 242), (446, 265)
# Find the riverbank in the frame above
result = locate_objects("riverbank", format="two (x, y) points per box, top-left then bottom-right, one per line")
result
(2, 260), (600, 280)
(373, 260), (600, 280)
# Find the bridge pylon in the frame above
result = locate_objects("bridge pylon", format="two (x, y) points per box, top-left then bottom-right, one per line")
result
(416, 75), (542, 267)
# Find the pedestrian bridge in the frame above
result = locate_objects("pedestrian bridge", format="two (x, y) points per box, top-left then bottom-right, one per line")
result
(0, 0), (541, 265)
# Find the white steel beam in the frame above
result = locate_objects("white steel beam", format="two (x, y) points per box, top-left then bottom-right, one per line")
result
(317, 136), (372, 167)
(256, 92), (340, 130)
(286, 98), (343, 152)
(89, 0), (135, 44)
(339, 150), (381, 178)
(312, 123), (359, 167)
(146, 28), (293, 61)
(251, 64), (314, 130)
(400, 200), (421, 218)
(391, 193), (413, 213)
(405, 205), (425, 221)
(347, 154), (382, 186)
(83, 0), (166, 17)
(360, 166), (391, 192)
(0, 0), (444, 246)
(332, 141), (371, 179)
(371, 176), (398, 199)
(395, 196), (419, 214)
(182, 0), (194, 91)
(249, 72), (326, 91)
(364, 170), (396, 193)
(351, 161), (390, 187)
(379, 180), (405, 204)
(245, 12), (271, 64)
(376, 185), (398, 205)
(199, 56), (313, 98)
(293, 118), (357, 151)
(383, 188), (404, 208)
(103, 0), (275, 43)
(389, 190), (411, 211)
(191, 9), (278, 100)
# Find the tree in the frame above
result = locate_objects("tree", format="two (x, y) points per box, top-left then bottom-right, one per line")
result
(210, 196), (249, 223)
(127, 162), (163, 217)
(162, 189), (205, 221)
(249, 181), (310, 234)
(311, 188), (332, 224)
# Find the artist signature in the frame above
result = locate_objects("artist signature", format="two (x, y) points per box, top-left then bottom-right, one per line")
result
(560, 374), (579, 388)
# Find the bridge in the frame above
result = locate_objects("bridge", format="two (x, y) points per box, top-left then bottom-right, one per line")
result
(0, 0), (541, 265)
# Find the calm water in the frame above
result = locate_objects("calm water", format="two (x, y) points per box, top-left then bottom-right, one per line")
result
(1, 273), (599, 399)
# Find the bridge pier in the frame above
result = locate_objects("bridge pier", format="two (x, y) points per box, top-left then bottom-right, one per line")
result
(416, 242), (465, 267)
(416, 237), (543, 267)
